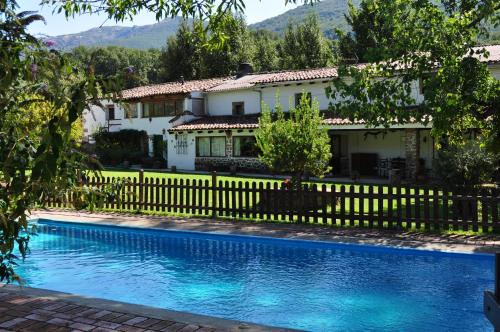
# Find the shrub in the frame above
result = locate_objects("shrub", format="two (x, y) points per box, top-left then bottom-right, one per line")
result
(93, 129), (148, 165)
(433, 141), (498, 192)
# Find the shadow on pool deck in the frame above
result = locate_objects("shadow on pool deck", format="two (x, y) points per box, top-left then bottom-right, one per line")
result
(31, 209), (500, 254)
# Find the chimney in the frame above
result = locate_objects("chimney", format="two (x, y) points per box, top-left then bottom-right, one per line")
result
(236, 63), (253, 78)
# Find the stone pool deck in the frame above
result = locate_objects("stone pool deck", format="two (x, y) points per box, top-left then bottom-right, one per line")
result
(32, 209), (500, 253)
(0, 286), (286, 332)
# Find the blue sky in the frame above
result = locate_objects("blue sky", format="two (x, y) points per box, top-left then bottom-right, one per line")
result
(21, 0), (298, 36)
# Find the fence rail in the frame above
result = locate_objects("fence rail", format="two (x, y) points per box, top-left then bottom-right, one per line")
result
(46, 170), (500, 233)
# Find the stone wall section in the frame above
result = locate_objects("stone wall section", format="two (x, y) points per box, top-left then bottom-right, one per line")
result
(405, 128), (420, 181)
(195, 157), (266, 172)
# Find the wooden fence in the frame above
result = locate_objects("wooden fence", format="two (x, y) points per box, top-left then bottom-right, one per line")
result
(46, 170), (500, 233)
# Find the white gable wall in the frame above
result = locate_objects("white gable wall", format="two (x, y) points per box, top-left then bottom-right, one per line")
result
(207, 90), (261, 115)
(205, 78), (425, 116)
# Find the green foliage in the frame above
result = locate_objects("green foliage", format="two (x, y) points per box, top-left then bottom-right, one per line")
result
(337, 0), (402, 62)
(255, 93), (332, 185)
(433, 141), (498, 192)
(279, 14), (336, 69)
(69, 46), (162, 90)
(0, 0), (107, 282)
(73, 178), (130, 211)
(93, 129), (148, 165)
(328, 0), (500, 151)
(159, 15), (256, 80)
(249, 30), (281, 72)
(159, 21), (203, 81)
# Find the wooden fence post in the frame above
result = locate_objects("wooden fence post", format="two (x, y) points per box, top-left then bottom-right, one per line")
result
(138, 169), (144, 211)
(212, 171), (217, 219)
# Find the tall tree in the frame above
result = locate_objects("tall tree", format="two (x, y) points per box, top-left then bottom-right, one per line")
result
(249, 30), (281, 72)
(336, 0), (402, 63)
(159, 21), (203, 81)
(160, 15), (254, 80)
(327, 0), (500, 151)
(279, 14), (336, 70)
(201, 14), (254, 77)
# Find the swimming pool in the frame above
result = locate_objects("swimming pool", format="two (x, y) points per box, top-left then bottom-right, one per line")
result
(18, 219), (493, 331)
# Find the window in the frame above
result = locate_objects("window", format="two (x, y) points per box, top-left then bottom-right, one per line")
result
(211, 137), (225, 156)
(125, 103), (138, 118)
(176, 134), (188, 155)
(196, 137), (211, 156)
(107, 105), (115, 120)
(196, 137), (226, 157)
(142, 100), (184, 118)
(232, 102), (245, 116)
(233, 136), (259, 157)
(294, 92), (312, 107)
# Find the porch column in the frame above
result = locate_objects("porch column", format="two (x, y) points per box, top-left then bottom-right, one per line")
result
(225, 130), (233, 157)
(405, 129), (420, 181)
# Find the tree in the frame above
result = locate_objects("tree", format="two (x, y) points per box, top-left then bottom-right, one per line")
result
(69, 46), (162, 89)
(255, 93), (332, 187)
(279, 14), (336, 70)
(327, 0), (500, 152)
(159, 14), (254, 80)
(249, 30), (281, 72)
(159, 21), (203, 81)
(200, 14), (254, 77)
(336, 0), (402, 63)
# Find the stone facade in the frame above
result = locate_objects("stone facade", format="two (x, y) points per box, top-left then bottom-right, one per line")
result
(405, 128), (420, 181)
(195, 156), (266, 172)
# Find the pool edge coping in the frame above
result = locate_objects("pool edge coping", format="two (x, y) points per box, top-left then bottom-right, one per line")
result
(33, 217), (495, 259)
(1, 285), (297, 332)
(29, 210), (500, 255)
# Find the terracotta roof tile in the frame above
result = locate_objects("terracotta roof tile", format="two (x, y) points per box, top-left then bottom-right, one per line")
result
(206, 67), (347, 92)
(121, 77), (230, 100)
(170, 114), (369, 131)
(169, 116), (260, 131)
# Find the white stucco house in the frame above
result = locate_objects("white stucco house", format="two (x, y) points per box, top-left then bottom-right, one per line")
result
(83, 45), (500, 180)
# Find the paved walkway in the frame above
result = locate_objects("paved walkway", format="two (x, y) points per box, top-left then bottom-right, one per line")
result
(32, 209), (500, 253)
(0, 286), (283, 332)
(0, 288), (214, 332)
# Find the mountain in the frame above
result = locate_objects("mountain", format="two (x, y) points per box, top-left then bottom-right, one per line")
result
(50, 17), (186, 50)
(249, 0), (358, 36)
(48, 0), (354, 49)
(47, 0), (498, 50)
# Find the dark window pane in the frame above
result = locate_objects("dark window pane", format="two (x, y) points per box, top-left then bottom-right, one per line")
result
(107, 106), (115, 120)
(233, 136), (258, 157)
(232, 102), (245, 116)
(294, 93), (312, 107)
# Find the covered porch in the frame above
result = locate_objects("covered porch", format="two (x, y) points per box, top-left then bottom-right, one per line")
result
(328, 126), (434, 182)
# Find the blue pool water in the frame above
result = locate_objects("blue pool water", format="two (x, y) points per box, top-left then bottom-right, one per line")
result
(17, 219), (493, 331)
